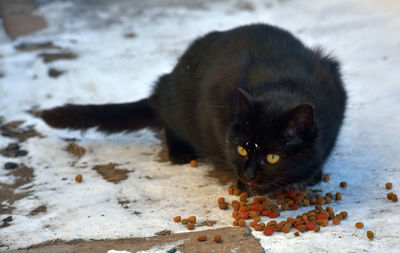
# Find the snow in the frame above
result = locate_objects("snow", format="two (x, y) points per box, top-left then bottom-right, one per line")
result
(1, 0), (400, 252)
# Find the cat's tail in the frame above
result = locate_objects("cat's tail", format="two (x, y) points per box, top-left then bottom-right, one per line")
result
(40, 98), (160, 133)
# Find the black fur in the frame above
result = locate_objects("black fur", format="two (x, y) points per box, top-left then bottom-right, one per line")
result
(41, 24), (347, 193)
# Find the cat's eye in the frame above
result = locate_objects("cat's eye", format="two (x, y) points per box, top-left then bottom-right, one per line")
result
(237, 146), (248, 157)
(266, 154), (280, 164)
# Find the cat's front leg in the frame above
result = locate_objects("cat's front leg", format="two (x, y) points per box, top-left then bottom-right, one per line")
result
(164, 127), (197, 164)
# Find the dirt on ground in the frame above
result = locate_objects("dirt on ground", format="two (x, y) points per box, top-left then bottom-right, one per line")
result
(9, 226), (264, 253)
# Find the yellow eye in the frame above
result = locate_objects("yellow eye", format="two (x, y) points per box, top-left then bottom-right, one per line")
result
(237, 146), (248, 157)
(266, 154), (280, 164)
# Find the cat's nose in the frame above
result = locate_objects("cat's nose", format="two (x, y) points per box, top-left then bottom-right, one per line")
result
(245, 168), (257, 180)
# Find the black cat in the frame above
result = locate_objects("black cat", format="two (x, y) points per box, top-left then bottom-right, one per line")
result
(41, 24), (347, 194)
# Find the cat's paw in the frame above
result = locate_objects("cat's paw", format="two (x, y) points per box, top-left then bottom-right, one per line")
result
(169, 154), (194, 164)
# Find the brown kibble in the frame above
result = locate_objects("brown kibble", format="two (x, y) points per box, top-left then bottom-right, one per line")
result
(340, 181), (347, 188)
(197, 235), (207, 242)
(355, 222), (364, 229)
(233, 220), (238, 226)
(240, 192), (248, 202)
(238, 219), (246, 227)
(385, 182), (392, 190)
(228, 187), (234, 195)
(367, 230), (374, 240)
(281, 202), (289, 210)
(387, 192), (394, 200)
(303, 199), (310, 206)
(190, 160), (198, 167)
(188, 216), (196, 223)
(313, 225), (321, 232)
(218, 197), (225, 204)
(213, 234), (222, 243)
(326, 206), (333, 213)
(253, 216), (261, 222)
(297, 224), (306, 233)
(75, 174), (83, 182)
(332, 218), (341, 225)
(181, 219), (189, 225)
(340, 211), (348, 219)
(173, 216), (181, 222)
(335, 192), (342, 200)
(317, 219), (329, 227)
(233, 188), (241, 196)
(391, 194), (398, 202)
(219, 202), (227, 210)
(282, 224), (291, 233)
(250, 221), (257, 227)
(323, 175), (330, 182)
(294, 231), (300, 237)
(187, 224), (195, 230)
(254, 224), (263, 231)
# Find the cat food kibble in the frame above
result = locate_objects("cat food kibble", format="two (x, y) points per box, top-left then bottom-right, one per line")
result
(213, 234), (222, 243)
(335, 192), (342, 200)
(390, 194), (398, 202)
(190, 160), (197, 167)
(173, 216), (181, 222)
(197, 235), (207, 242)
(238, 219), (246, 227)
(239, 192), (248, 202)
(367, 230), (374, 240)
(385, 182), (392, 190)
(294, 231), (300, 237)
(340, 181), (347, 188)
(181, 219), (189, 225)
(187, 224), (195, 230)
(355, 222), (364, 229)
(228, 187), (234, 195)
(323, 175), (330, 182)
(219, 202), (227, 210)
(188, 216), (196, 223)
(75, 174), (82, 182)
(233, 188), (241, 196)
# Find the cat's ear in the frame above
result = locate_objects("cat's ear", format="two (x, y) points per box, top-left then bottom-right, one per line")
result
(237, 88), (255, 119)
(284, 104), (314, 145)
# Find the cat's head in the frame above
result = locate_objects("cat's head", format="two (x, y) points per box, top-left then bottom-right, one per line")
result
(227, 88), (319, 192)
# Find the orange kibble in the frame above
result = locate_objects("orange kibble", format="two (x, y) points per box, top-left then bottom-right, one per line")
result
(335, 192), (342, 200)
(367, 230), (374, 240)
(213, 234), (222, 243)
(385, 182), (392, 190)
(355, 222), (364, 229)
(391, 194), (398, 202)
(332, 218), (341, 225)
(240, 192), (248, 202)
(254, 224), (263, 231)
(187, 224), (195, 230)
(340, 211), (348, 219)
(228, 187), (234, 195)
(197, 235), (207, 242)
(238, 219), (246, 227)
(218, 197), (225, 204)
(181, 219), (189, 225)
(233, 220), (238, 226)
(190, 160), (198, 167)
(188, 216), (196, 223)
(219, 202), (227, 210)
(173, 216), (181, 222)
(75, 174), (82, 182)
(313, 225), (321, 232)
(233, 188), (241, 196)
